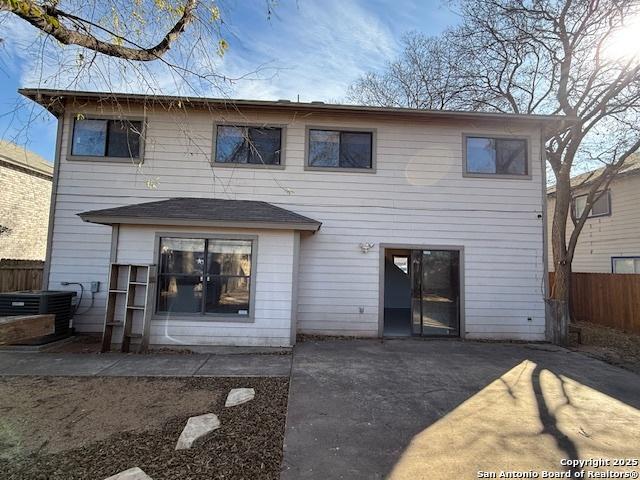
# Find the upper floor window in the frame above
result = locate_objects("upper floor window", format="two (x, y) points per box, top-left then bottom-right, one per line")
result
(573, 191), (611, 218)
(71, 118), (143, 159)
(214, 125), (282, 166)
(465, 136), (528, 177)
(307, 129), (373, 170)
(612, 257), (640, 274)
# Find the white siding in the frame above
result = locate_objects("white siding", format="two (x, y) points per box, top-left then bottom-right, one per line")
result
(547, 175), (640, 273)
(116, 225), (294, 347)
(47, 102), (546, 343)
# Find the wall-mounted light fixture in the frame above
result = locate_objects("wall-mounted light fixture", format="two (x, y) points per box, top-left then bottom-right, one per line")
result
(359, 242), (375, 254)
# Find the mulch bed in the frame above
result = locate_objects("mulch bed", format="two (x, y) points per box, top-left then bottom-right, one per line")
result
(570, 321), (640, 374)
(0, 376), (289, 480)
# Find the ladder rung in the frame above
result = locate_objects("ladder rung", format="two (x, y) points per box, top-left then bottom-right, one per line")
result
(125, 333), (143, 338)
(130, 282), (148, 286)
(109, 289), (127, 293)
(106, 321), (123, 326)
(127, 305), (145, 310)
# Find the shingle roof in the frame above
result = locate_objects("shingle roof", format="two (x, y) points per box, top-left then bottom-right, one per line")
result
(0, 141), (53, 177)
(547, 154), (640, 195)
(19, 88), (570, 128)
(78, 197), (322, 231)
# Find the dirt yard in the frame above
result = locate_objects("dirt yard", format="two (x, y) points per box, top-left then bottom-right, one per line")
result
(571, 321), (640, 374)
(0, 376), (289, 479)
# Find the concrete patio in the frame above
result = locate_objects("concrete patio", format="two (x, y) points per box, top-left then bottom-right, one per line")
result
(1, 339), (639, 480)
(281, 339), (640, 480)
(0, 351), (292, 377)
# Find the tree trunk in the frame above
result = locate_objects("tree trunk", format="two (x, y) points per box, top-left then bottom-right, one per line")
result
(549, 172), (572, 345)
(549, 263), (571, 346)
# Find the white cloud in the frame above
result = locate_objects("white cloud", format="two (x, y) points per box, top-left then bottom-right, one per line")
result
(1, 0), (399, 102)
(220, 0), (399, 102)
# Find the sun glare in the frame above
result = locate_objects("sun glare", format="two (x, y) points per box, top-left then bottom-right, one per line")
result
(604, 18), (640, 62)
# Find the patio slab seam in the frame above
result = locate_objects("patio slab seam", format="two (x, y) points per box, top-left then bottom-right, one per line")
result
(0, 351), (293, 377)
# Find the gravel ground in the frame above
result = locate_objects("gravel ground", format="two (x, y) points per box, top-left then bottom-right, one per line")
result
(0, 376), (289, 480)
(571, 321), (640, 374)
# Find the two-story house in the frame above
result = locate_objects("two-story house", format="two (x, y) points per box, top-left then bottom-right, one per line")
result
(547, 156), (640, 274)
(21, 88), (559, 347)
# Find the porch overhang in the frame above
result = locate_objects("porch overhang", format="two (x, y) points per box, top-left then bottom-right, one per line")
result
(78, 197), (322, 232)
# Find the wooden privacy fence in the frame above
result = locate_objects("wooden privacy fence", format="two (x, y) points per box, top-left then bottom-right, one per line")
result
(0, 260), (44, 293)
(549, 272), (640, 335)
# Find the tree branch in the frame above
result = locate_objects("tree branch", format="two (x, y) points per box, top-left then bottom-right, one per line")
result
(1, 0), (199, 61)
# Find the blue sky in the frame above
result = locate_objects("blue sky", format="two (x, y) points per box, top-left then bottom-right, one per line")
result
(0, 0), (456, 162)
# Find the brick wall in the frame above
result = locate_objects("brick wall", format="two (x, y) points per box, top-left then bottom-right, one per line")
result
(0, 163), (52, 261)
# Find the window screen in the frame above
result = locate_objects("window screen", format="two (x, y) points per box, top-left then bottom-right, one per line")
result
(72, 118), (142, 158)
(612, 257), (640, 274)
(215, 126), (282, 165)
(308, 129), (372, 169)
(573, 191), (611, 218)
(466, 137), (528, 175)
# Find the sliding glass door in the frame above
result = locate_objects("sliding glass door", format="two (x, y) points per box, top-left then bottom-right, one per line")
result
(410, 249), (460, 336)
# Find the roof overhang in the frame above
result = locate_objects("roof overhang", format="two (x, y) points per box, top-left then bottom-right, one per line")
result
(18, 88), (571, 129)
(77, 197), (322, 232)
(79, 214), (321, 232)
(0, 156), (53, 178)
(547, 158), (640, 196)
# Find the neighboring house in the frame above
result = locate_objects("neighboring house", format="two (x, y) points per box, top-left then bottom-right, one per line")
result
(0, 140), (53, 260)
(21, 88), (559, 347)
(547, 156), (640, 274)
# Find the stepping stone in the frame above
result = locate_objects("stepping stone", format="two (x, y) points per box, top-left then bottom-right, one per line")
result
(104, 467), (153, 480)
(175, 413), (221, 450)
(225, 387), (255, 407)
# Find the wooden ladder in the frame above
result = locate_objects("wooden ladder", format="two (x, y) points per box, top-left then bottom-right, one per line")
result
(102, 263), (156, 353)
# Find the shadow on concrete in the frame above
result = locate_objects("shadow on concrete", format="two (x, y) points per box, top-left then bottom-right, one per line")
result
(530, 364), (578, 477)
(282, 339), (640, 480)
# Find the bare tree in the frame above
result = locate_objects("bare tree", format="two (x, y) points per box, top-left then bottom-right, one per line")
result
(0, 1), (284, 191)
(349, 0), (640, 344)
(348, 32), (467, 109)
(0, 0), (203, 61)
(0, 1), (274, 92)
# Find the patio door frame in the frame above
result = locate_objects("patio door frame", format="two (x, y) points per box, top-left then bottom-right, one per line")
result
(378, 243), (465, 338)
